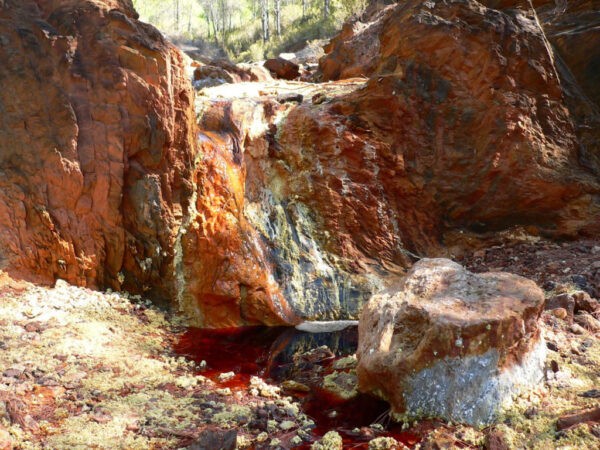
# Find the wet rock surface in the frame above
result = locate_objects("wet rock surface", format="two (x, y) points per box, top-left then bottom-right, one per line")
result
(357, 259), (546, 425)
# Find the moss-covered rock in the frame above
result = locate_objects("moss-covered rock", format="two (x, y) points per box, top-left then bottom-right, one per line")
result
(311, 431), (343, 450)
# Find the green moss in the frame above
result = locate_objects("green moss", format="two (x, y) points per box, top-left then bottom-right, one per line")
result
(311, 430), (343, 450)
(368, 436), (399, 450)
(0, 281), (289, 449)
(213, 405), (253, 427)
(45, 415), (171, 450)
(496, 325), (600, 449)
(322, 371), (358, 400)
(332, 355), (357, 370)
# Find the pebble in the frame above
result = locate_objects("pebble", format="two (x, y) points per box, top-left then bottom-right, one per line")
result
(311, 431), (343, 450)
(0, 426), (12, 449)
(332, 355), (357, 370)
(579, 389), (600, 398)
(546, 341), (559, 352)
(368, 437), (401, 450)
(3, 368), (23, 378)
(574, 313), (600, 332)
(218, 371), (235, 382)
(267, 420), (278, 432)
(281, 380), (310, 392)
(279, 420), (296, 431)
(524, 406), (539, 418)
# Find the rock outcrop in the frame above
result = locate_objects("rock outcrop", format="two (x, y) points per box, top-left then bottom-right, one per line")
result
(536, 0), (600, 177)
(0, 0), (196, 302)
(318, 0), (600, 235)
(1, 0), (599, 328)
(356, 259), (546, 426)
(184, 81), (398, 326)
(182, 0), (599, 326)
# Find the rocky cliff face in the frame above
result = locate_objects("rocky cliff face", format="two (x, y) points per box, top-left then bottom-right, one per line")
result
(181, 0), (599, 326)
(0, 0), (195, 302)
(318, 0), (599, 238)
(1, 0), (598, 328)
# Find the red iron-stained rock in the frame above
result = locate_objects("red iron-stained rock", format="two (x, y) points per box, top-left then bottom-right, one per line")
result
(356, 259), (546, 425)
(180, 0), (599, 326)
(264, 57), (300, 80)
(0, 0), (196, 302)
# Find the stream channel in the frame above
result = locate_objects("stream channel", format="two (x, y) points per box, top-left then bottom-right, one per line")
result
(175, 324), (424, 448)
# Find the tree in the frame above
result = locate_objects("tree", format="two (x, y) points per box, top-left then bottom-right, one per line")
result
(261, 0), (269, 42)
(274, 0), (281, 36)
(132, 0), (369, 62)
(324, 0), (330, 19)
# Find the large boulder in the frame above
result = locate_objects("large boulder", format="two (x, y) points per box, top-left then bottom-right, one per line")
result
(356, 259), (546, 426)
(318, 1), (600, 240)
(0, 0), (196, 301)
(192, 59), (272, 89)
(181, 0), (600, 326)
(264, 57), (300, 80)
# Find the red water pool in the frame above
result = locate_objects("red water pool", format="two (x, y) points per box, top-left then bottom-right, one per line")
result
(175, 325), (423, 448)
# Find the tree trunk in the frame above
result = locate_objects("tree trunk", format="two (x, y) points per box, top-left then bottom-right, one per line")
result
(174, 0), (180, 33)
(302, 0), (306, 19)
(261, 0), (270, 42)
(275, 0), (281, 36)
(221, 0), (226, 43)
(209, 5), (218, 43)
(324, 0), (330, 19)
(206, 11), (211, 39)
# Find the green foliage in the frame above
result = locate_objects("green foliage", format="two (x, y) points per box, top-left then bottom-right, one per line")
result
(132, 0), (367, 61)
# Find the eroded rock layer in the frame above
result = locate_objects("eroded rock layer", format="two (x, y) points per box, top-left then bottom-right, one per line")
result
(356, 259), (546, 425)
(0, 0), (195, 302)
